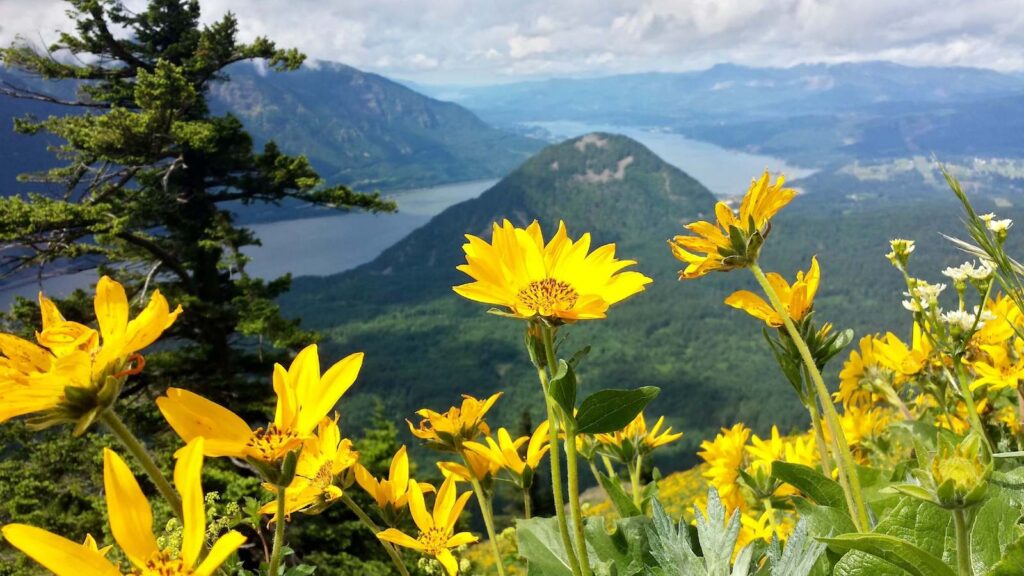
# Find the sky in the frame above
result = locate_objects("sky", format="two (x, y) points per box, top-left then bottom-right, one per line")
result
(1, 0), (1023, 84)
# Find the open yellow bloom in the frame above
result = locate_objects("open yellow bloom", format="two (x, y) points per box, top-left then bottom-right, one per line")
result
(0, 276), (181, 432)
(463, 421), (550, 479)
(157, 344), (363, 465)
(438, 449), (501, 483)
(698, 423), (751, 512)
(971, 341), (1024, 392)
(408, 392), (502, 451)
(971, 295), (1020, 348)
(354, 446), (434, 524)
(2, 438), (244, 575)
(670, 171), (796, 279)
(453, 219), (652, 322)
(836, 335), (888, 408)
(725, 257), (819, 327)
(260, 416), (359, 519)
(874, 325), (930, 379)
(595, 413), (683, 462)
(378, 476), (477, 576)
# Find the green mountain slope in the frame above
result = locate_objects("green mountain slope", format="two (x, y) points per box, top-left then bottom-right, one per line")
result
(281, 133), (1024, 473)
(206, 62), (542, 191)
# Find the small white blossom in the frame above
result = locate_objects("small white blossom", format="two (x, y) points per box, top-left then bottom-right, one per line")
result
(968, 260), (996, 280)
(940, 310), (977, 331)
(980, 213), (996, 223)
(902, 281), (946, 312)
(942, 263), (971, 282)
(987, 218), (1013, 234)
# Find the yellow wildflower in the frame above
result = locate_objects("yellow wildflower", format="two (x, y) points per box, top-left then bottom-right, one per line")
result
(971, 341), (1024, 392)
(0, 276), (181, 432)
(354, 446), (435, 524)
(408, 392), (502, 451)
(464, 422), (550, 479)
(725, 257), (820, 327)
(669, 171), (796, 279)
(438, 449), (501, 483)
(157, 344), (363, 465)
(453, 219), (652, 322)
(836, 335), (888, 408)
(595, 413), (683, 462)
(834, 405), (889, 449)
(378, 476), (477, 576)
(2, 438), (244, 575)
(874, 325), (930, 379)
(698, 423), (751, 511)
(971, 295), (1020, 348)
(260, 416), (359, 519)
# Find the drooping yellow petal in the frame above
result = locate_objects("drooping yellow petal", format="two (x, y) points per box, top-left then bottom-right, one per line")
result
(378, 528), (426, 551)
(123, 290), (182, 354)
(175, 437), (206, 568)
(436, 549), (459, 576)
(157, 388), (252, 458)
(194, 531), (246, 576)
(103, 448), (159, 566)
(94, 276), (129, 347)
(724, 291), (781, 326)
(1, 524), (120, 576)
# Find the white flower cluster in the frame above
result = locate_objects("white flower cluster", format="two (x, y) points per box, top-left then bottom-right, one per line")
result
(902, 281), (946, 312)
(941, 260), (995, 283)
(981, 213), (1013, 235)
(939, 308), (996, 331)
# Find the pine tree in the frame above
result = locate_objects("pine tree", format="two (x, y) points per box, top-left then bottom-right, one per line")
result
(0, 0), (395, 399)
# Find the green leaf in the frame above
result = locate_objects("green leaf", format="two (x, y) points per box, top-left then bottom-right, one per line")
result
(516, 515), (651, 576)
(832, 497), (954, 576)
(792, 499), (857, 539)
(989, 533), (1024, 576)
(886, 484), (936, 505)
(575, 387), (660, 434)
(821, 534), (955, 576)
(772, 461), (848, 511)
(646, 498), (705, 575)
(548, 360), (578, 419)
(971, 489), (1024, 571)
(597, 472), (643, 518)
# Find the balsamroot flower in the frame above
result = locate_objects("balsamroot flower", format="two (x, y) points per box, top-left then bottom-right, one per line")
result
(453, 219), (652, 322)
(354, 446), (435, 526)
(2, 438), (244, 575)
(438, 449), (501, 483)
(463, 422), (550, 483)
(595, 413), (683, 463)
(670, 171), (796, 279)
(0, 276), (181, 433)
(724, 257), (820, 327)
(697, 423), (751, 512)
(260, 416), (360, 519)
(408, 392), (502, 451)
(377, 476), (477, 576)
(157, 344), (363, 468)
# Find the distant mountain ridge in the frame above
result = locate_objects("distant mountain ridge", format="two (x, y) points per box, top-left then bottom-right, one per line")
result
(0, 61), (541, 199)
(439, 61), (1024, 124)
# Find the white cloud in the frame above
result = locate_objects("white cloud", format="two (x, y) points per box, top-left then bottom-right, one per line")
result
(1, 0), (1022, 83)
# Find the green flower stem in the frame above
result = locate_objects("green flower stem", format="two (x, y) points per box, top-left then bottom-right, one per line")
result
(523, 486), (533, 519)
(562, 424), (593, 576)
(804, 386), (834, 477)
(953, 359), (993, 454)
(462, 465), (506, 576)
(629, 453), (644, 508)
(953, 508), (974, 576)
(588, 460), (611, 501)
(749, 263), (871, 532)
(267, 485), (287, 575)
(541, 324), (592, 576)
(99, 409), (183, 521)
(340, 494), (411, 576)
(533, 327), (583, 576)
(601, 455), (616, 478)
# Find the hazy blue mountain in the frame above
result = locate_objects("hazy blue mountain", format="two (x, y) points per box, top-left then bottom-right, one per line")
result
(0, 62), (541, 199)
(441, 62), (1024, 125)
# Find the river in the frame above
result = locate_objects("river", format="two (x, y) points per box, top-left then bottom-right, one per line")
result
(0, 124), (812, 304)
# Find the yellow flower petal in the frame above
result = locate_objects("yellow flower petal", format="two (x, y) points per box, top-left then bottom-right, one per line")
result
(103, 448), (159, 566)
(296, 350), (364, 434)
(407, 479), (434, 533)
(94, 276), (129, 347)
(377, 528), (426, 551)
(1, 524), (120, 576)
(194, 530), (246, 576)
(175, 437), (206, 568)
(157, 388), (252, 458)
